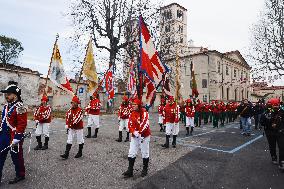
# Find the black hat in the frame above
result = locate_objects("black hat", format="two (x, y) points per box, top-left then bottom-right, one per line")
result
(1, 85), (21, 96)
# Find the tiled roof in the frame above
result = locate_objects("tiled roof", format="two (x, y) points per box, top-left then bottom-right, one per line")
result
(0, 63), (40, 75)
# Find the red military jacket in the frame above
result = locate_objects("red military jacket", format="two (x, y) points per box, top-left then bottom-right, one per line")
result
(158, 105), (164, 115)
(185, 105), (195, 117)
(1, 101), (27, 142)
(203, 104), (211, 113)
(85, 98), (101, 115)
(34, 105), (52, 123)
(195, 103), (202, 112)
(211, 104), (221, 114)
(220, 104), (227, 112)
(66, 107), (84, 130)
(226, 104), (232, 112)
(118, 104), (132, 119)
(128, 108), (151, 138)
(164, 102), (180, 123)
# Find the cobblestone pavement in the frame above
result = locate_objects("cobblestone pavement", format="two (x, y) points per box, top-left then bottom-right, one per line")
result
(1, 113), (200, 189)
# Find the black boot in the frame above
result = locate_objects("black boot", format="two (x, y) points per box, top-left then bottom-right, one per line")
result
(141, 158), (149, 177)
(8, 176), (25, 184)
(162, 135), (170, 148)
(159, 124), (163, 132)
(172, 135), (177, 148)
(92, 128), (99, 138)
(41, 137), (49, 150)
(116, 131), (123, 142)
(272, 156), (278, 165)
(124, 132), (130, 142)
(85, 127), (91, 138)
(163, 126), (166, 132)
(75, 143), (84, 158)
(123, 157), (136, 178)
(34, 136), (42, 150)
(60, 144), (72, 159)
(190, 127), (193, 135)
(186, 127), (190, 136)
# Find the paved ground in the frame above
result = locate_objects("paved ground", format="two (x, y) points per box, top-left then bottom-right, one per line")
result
(1, 113), (284, 189)
(135, 120), (284, 189)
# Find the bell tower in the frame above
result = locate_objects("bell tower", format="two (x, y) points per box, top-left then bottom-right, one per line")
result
(160, 3), (188, 58)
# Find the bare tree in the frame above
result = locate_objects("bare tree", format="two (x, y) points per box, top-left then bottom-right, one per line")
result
(67, 0), (163, 77)
(249, 0), (284, 81)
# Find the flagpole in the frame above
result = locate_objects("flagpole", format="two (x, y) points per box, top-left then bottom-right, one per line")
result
(45, 33), (59, 95)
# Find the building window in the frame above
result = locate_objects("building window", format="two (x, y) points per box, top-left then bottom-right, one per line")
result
(177, 9), (183, 20)
(202, 79), (207, 88)
(164, 10), (172, 20)
(217, 62), (220, 73)
(178, 25), (183, 33)
(165, 25), (171, 33)
(165, 37), (171, 44)
(234, 69), (237, 77)
(180, 37), (183, 43)
(203, 95), (208, 102)
(226, 66), (229, 75)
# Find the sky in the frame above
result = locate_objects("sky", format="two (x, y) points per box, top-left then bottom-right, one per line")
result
(1, 0), (280, 85)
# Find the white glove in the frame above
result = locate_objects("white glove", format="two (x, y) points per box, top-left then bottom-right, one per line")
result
(12, 139), (20, 145)
(133, 131), (139, 138)
(84, 112), (88, 116)
(35, 120), (39, 124)
(65, 125), (69, 129)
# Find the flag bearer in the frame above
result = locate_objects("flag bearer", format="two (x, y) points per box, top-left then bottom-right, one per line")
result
(116, 96), (132, 142)
(185, 99), (195, 136)
(123, 98), (151, 178)
(162, 96), (180, 148)
(60, 96), (84, 159)
(34, 95), (52, 150)
(85, 93), (101, 138)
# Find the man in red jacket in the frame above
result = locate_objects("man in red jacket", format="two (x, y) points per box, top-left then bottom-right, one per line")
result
(185, 99), (195, 136)
(33, 95), (52, 150)
(60, 96), (84, 159)
(162, 96), (180, 148)
(0, 84), (27, 184)
(158, 99), (165, 132)
(211, 101), (221, 128)
(85, 93), (101, 138)
(123, 98), (151, 178)
(116, 96), (132, 142)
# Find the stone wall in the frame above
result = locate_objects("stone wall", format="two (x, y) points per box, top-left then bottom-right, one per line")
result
(0, 67), (41, 110)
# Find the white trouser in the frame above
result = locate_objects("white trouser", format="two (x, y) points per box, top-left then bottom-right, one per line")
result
(87, 114), (100, 128)
(119, 119), (129, 132)
(35, 123), (50, 137)
(67, 129), (84, 144)
(166, 122), (179, 135)
(186, 117), (194, 128)
(158, 115), (164, 124)
(128, 136), (150, 159)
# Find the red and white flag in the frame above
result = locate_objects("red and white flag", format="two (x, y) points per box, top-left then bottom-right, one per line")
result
(139, 15), (168, 108)
(105, 65), (115, 105)
(144, 77), (156, 108)
(139, 15), (168, 86)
